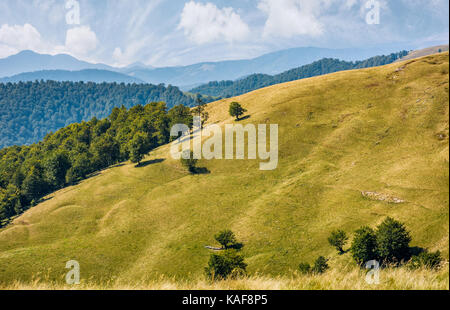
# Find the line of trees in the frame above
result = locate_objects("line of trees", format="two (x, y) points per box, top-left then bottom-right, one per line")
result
(190, 51), (409, 98)
(0, 102), (194, 226)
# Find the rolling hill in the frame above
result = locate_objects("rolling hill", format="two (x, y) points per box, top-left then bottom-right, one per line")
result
(0, 52), (448, 288)
(397, 45), (449, 62)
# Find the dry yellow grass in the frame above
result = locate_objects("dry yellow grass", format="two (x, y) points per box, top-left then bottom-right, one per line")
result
(3, 265), (448, 290)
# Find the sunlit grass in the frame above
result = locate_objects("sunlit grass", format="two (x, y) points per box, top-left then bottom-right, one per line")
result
(0, 53), (448, 289)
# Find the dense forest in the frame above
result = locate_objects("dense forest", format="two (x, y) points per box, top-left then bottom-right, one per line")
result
(0, 102), (194, 226)
(190, 51), (409, 97)
(0, 81), (213, 148)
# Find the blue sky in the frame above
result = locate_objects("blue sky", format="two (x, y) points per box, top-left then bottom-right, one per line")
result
(0, 0), (448, 67)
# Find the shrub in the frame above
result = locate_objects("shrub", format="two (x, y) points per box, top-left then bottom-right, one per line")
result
(298, 262), (311, 275)
(408, 250), (442, 270)
(312, 256), (329, 274)
(214, 229), (237, 249)
(205, 250), (247, 280)
(328, 230), (348, 254)
(351, 226), (377, 265)
(376, 217), (411, 264)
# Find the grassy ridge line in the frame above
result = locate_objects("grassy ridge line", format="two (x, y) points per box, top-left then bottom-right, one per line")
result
(0, 52), (448, 287)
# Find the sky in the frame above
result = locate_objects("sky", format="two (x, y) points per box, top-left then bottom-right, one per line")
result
(0, 0), (448, 67)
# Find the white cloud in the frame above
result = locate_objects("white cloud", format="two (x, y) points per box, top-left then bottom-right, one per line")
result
(0, 23), (99, 60)
(0, 24), (45, 57)
(112, 37), (154, 67)
(178, 1), (250, 44)
(64, 26), (98, 56)
(258, 0), (327, 38)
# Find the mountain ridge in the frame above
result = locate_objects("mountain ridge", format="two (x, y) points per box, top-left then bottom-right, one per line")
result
(0, 45), (425, 87)
(0, 69), (145, 84)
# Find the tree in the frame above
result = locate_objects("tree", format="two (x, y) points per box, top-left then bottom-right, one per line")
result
(21, 166), (47, 203)
(91, 134), (120, 169)
(214, 229), (237, 249)
(180, 150), (198, 173)
(328, 230), (348, 254)
(229, 102), (247, 121)
(128, 132), (149, 165)
(168, 104), (193, 135)
(312, 256), (329, 274)
(375, 217), (411, 264)
(205, 249), (247, 280)
(0, 184), (21, 220)
(43, 152), (71, 189)
(65, 153), (91, 185)
(192, 95), (209, 129)
(350, 226), (377, 265)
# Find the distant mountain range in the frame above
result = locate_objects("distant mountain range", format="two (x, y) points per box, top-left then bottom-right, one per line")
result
(0, 46), (424, 88)
(0, 50), (115, 77)
(117, 46), (416, 87)
(0, 69), (144, 84)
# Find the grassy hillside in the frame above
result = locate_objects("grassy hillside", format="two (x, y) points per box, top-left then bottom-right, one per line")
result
(398, 45), (449, 62)
(0, 53), (448, 288)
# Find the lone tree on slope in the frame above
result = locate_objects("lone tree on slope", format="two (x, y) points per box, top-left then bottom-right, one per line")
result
(328, 230), (349, 255)
(192, 95), (209, 129)
(229, 102), (247, 121)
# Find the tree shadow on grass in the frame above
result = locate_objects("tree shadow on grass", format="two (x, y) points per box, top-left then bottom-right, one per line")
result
(229, 242), (244, 250)
(236, 115), (251, 122)
(192, 167), (210, 175)
(136, 158), (165, 168)
(409, 246), (426, 258)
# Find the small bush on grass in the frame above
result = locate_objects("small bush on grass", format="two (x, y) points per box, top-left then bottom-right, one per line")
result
(312, 256), (329, 274)
(205, 250), (247, 281)
(408, 250), (442, 270)
(350, 226), (378, 265)
(298, 257), (329, 275)
(298, 263), (311, 275)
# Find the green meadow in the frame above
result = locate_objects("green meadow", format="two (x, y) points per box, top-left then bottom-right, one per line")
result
(0, 53), (448, 289)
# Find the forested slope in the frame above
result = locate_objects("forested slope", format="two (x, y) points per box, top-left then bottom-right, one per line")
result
(0, 81), (211, 148)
